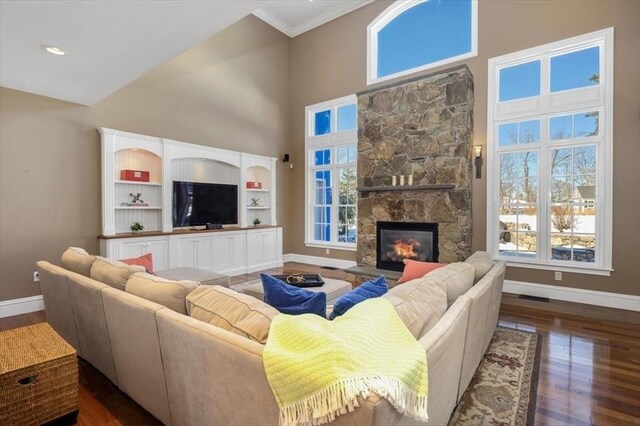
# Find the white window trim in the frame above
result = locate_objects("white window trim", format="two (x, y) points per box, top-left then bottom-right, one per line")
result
(367, 0), (478, 85)
(486, 28), (614, 276)
(305, 94), (358, 251)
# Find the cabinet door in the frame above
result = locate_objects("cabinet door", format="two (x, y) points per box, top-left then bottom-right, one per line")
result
(195, 236), (215, 271)
(247, 228), (279, 271)
(108, 237), (170, 271)
(172, 235), (215, 271)
(173, 236), (199, 269)
(144, 239), (170, 271)
(213, 232), (246, 275)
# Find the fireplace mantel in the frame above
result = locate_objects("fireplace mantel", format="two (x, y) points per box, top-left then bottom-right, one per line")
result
(357, 184), (455, 193)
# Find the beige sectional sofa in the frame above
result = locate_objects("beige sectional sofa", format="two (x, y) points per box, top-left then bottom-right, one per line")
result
(37, 250), (505, 426)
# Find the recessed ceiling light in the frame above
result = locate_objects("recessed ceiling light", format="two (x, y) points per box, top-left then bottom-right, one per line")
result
(44, 46), (67, 56)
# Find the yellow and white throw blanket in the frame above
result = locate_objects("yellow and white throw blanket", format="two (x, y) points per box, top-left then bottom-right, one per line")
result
(263, 297), (428, 426)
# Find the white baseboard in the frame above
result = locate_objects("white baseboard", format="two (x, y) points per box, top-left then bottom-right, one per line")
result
(283, 253), (357, 270)
(0, 295), (44, 318)
(503, 280), (640, 312)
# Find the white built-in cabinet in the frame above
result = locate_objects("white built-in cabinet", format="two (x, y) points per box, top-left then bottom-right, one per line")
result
(98, 128), (283, 275)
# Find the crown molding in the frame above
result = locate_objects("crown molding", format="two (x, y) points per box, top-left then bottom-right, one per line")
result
(254, 1), (376, 38)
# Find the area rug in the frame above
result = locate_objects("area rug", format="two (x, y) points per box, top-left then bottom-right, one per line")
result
(449, 326), (541, 426)
(230, 279), (261, 294)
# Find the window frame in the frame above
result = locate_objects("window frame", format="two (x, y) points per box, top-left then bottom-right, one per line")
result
(305, 95), (358, 251)
(367, 0), (478, 85)
(487, 28), (614, 276)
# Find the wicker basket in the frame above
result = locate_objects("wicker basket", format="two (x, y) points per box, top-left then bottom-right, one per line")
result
(0, 323), (78, 425)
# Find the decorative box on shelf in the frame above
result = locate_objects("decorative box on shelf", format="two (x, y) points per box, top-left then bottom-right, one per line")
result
(246, 181), (262, 189)
(120, 169), (150, 182)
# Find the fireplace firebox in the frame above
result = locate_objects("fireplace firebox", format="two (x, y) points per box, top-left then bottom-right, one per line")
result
(376, 221), (438, 271)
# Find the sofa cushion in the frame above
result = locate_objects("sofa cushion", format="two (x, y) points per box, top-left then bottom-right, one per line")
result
(125, 272), (198, 315)
(397, 259), (446, 284)
(261, 274), (327, 317)
(383, 276), (447, 338)
(426, 262), (475, 306)
(186, 285), (279, 344)
(91, 257), (145, 291)
(329, 275), (388, 320)
(120, 253), (154, 274)
(61, 247), (96, 277)
(465, 251), (495, 283)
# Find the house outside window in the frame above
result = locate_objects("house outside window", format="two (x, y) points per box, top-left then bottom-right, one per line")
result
(305, 95), (357, 250)
(487, 28), (613, 275)
(367, 0), (478, 85)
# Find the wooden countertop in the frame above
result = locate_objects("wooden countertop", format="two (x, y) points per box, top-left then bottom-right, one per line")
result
(98, 225), (282, 240)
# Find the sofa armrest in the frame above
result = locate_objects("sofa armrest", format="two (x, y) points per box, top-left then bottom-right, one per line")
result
(419, 295), (470, 425)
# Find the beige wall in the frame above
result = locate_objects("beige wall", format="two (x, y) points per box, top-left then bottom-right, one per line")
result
(0, 16), (291, 302)
(2, 2), (639, 302)
(288, 0), (640, 296)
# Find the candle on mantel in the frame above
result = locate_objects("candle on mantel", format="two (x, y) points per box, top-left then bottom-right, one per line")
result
(408, 175), (413, 185)
(391, 176), (397, 186)
(399, 175), (405, 186)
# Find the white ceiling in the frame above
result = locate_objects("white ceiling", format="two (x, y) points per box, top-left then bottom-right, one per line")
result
(254, 0), (375, 38)
(0, 0), (266, 105)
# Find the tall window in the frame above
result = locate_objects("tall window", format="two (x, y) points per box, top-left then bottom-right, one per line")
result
(367, 0), (477, 85)
(305, 95), (357, 250)
(487, 29), (613, 275)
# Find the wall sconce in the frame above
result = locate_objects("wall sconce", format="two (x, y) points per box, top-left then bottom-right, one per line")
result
(474, 145), (483, 179)
(282, 153), (293, 169)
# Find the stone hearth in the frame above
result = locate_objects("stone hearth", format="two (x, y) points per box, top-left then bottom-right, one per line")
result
(356, 66), (473, 267)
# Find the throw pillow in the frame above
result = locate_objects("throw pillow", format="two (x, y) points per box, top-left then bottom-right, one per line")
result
(425, 262), (475, 306)
(120, 253), (154, 274)
(126, 272), (198, 315)
(61, 247), (96, 277)
(397, 259), (446, 284)
(261, 274), (327, 317)
(90, 257), (145, 291)
(329, 275), (388, 320)
(384, 276), (447, 338)
(187, 285), (279, 344)
(464, 251), (494, 283)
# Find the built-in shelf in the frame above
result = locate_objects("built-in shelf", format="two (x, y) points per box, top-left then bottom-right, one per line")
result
(246, 206), (270, 210)
(115, 180), (162, 186)
(115, 206), (162, 210)
(246, 188), (270, 192)
(357, 184), (456, 193)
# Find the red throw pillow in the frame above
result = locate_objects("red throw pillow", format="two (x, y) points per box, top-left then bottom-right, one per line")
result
(397, 259), (445, 284)
(120, 253), (154, 274)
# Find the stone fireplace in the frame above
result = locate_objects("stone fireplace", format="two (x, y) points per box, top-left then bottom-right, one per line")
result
(356, 66), (473, 269)
(376, 221), (438, 271)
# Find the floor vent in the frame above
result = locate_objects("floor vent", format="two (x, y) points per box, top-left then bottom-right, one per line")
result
(518, 294), (550, 303)
(321, 266), (339, 270)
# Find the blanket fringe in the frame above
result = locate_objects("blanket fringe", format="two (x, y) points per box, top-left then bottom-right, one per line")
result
(278, 376), (428, 426)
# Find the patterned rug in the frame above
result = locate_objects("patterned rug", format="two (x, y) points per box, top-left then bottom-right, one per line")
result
(449, 326), (541, 426)
(230, 279), (261, 294)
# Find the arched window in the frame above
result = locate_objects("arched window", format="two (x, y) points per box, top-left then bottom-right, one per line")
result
(367, 0), (477, 84)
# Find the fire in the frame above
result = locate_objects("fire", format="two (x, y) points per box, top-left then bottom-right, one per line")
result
(393, 239), (420, 258)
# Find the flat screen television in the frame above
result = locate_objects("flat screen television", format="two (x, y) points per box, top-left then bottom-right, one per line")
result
(173, 181), (238, 227)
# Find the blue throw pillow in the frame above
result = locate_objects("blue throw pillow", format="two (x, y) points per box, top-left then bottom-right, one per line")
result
(261, 274), (327, 317)
(329, 275), (388, 320)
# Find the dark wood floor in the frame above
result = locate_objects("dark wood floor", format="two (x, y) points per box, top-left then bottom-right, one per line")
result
(2, 262), (639, 426)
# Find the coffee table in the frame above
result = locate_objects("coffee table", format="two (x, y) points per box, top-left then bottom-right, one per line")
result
(243, 277), (352, 304)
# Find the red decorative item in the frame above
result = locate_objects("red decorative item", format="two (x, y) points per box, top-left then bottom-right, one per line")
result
(246, 181), (262, 189)
(121, 169), (150, 182)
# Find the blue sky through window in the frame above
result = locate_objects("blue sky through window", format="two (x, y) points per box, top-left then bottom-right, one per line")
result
(499, 60), (541, 102)
(337, 104), (357, 131)
(551, 47), (599, 92)
(314, 110), (331, 135)
(377, 0), (472, 78)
